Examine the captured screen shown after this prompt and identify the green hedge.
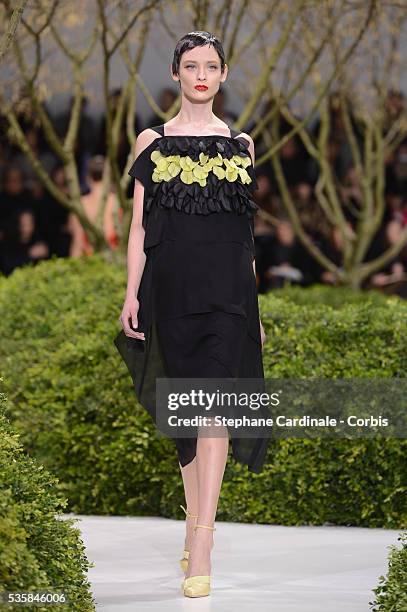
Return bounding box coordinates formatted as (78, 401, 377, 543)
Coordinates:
(370, 532, 407, 611)
(271, 283, 397, 309)
(0, 255, 406, 528)
(0, 388, 95, 611)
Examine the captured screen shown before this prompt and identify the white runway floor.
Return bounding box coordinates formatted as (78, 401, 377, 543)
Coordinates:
(64, 514, 401, 611)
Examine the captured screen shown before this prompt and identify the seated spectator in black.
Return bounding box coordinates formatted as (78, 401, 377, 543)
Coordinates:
(294, 181, 313, 207)
(289, 184, 342, 286)
(383, 89, 405, 135)
(399, 194, 407, 227)
(261, 219, 305, 291)
(310, 91, 359, 182)
(316, 227, 345, 285)
(385, 191, 404, 225)
(252, 174, 281, 293)
(254, 214, 275, 293)
(292, 182, 324, 231)
(364, 215, 407, 297)
(96, 88, 142, 172)
(253, 171, 276, 216)
(0, 118, 9, 186)
(338, 164, 371, 226)
(30, 168, 75, 258)
(385, 157, 400, 196)
(393, 138, 407, 198)
(10, 125, 58, 189)
(10, 87, 51, 157)
(0, 208, 49, 276)
(54, 96, 98, 194)
(43, 165, 86, 258)
(145, 87, 178, 128)
(278, 135, 311, 188)
(308, 136, 347, 188)
(291, 223, 346, 288)
(0, 166, 34, 240)
(260, 102, 313, 188)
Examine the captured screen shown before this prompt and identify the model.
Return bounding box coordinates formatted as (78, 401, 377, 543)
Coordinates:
(114, 30, 270, 598)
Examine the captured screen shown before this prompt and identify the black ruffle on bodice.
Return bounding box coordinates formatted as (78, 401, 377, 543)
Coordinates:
(156, 133, 252, 159)
(140, 135, 259, 217)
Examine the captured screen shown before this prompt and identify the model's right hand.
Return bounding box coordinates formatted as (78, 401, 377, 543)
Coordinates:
(119, 296, 145, 340)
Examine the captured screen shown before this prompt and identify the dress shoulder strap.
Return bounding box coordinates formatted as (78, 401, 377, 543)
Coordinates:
(229, 126, 242, 139)
(149, 124, 165, 136)
(229, 126, 251, 148)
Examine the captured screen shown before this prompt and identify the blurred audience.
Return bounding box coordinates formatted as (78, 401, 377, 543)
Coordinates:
(96, 88, 142, 177)
(0, 86, 406, 300)
(0, 208, 49, 276)
(54, 96, 97, 194)
(0, 166, 34, 239)
(10, 125, 58, 189)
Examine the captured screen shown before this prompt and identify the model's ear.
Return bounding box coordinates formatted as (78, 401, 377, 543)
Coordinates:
(170, 64, 179, 83)
(221, 63, 228, 83)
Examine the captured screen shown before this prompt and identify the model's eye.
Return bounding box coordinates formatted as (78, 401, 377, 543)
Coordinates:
(185, 65, 196, 69)
(209, 65, 218, 70)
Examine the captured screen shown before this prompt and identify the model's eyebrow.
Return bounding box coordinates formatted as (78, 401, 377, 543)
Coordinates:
(183, 60, 219, 64)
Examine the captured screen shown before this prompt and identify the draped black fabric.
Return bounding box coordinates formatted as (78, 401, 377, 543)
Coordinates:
(114, 124, 271, 473)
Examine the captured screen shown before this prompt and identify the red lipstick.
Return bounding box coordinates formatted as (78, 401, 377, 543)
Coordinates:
(195, 85, 208, 91)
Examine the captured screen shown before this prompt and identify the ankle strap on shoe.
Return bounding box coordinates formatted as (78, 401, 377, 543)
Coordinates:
(180, 504, 198, 519)
(194, 523, 216, 531)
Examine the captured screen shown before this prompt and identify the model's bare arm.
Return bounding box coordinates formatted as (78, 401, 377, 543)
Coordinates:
(119, 129, 160, 339)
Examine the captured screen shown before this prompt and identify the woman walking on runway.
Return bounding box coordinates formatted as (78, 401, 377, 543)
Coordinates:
(114, 30, 270, 598)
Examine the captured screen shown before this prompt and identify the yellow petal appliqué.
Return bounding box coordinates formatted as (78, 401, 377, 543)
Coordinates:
(168, 162, 181, 177)
(226, 168, 238, 182)
(212, 165, 226, 180)
(151, 150, 162, 163)
(180, 169, 194, 184)
(151, 152, 252, 186)
(157, 158, 168, 172)
(193, 166, 208, 180)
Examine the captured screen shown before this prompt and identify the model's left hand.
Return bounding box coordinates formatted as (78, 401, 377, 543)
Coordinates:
(260, 319, 266, 349)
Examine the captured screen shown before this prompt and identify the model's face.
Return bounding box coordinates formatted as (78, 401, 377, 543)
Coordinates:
(172, 44, 227, 99)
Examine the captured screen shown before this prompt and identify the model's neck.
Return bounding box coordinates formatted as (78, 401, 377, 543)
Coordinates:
(174, 102, 216, 128)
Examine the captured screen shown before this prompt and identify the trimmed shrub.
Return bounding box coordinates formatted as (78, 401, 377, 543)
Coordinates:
(0, 255, 406, 527)
(370, 532, 407, 611)
(271, 283, 398, 309)
(0, 388, 95, 610)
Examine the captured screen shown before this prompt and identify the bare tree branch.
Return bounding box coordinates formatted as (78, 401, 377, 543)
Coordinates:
(0, 0, 28, 64)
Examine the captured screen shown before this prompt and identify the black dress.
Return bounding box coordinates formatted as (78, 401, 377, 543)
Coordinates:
(114, 124, 271, 473)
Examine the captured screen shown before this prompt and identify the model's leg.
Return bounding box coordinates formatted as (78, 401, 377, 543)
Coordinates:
(186, 423, 229, 578)
(179, 457, 199, 551)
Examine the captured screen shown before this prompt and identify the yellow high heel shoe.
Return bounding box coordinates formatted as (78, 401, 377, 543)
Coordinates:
(182, 522, 216, 598)
(179, 505, 198, 574)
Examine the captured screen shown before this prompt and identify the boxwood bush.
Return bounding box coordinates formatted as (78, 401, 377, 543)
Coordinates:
(0, 389, 95, 611)
(370, 532, 407, 611)
(271, 283, 396, 309)
(0, 255, 406, 528)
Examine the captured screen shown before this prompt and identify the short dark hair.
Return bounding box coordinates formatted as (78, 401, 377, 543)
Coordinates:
(172, 31, 226, 76)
